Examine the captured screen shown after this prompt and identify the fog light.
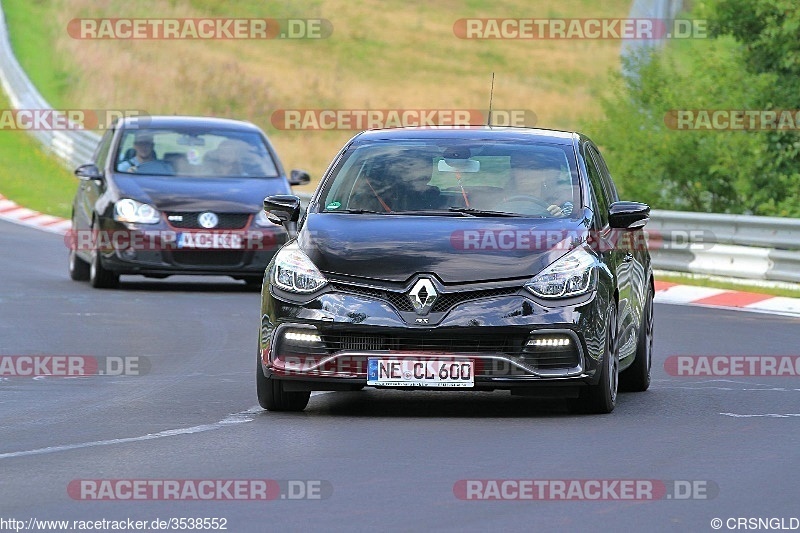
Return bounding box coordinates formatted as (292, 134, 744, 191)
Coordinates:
(526, 337, 571, 348)
(284, 331, 323, 344)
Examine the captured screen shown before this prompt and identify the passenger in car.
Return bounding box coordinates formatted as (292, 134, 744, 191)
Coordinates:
(505, 158, 575, 216)
(205, 139, 253, 176)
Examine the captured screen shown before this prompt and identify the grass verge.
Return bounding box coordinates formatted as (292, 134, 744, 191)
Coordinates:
(0, 91, 77, 218)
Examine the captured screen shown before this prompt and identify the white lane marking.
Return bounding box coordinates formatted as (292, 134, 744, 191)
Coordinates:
(0, 392, 337, 460)
(656, 379, 800, 392)
(661, 385, 800, 392)
(721, 413, 800, 418)
(0, 406, 264, 460)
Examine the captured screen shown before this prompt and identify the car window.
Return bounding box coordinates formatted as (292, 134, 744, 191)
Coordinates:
(114, 128, 279, 177)
(93, 128, 114, 168)
(588, 144, 619, 203)
(319, 140, 580, 217)
(584, 144, 609, 228)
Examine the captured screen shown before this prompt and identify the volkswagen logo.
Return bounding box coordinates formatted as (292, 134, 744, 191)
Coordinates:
(197, 212, 219, 229)
(408, 278, 437, 315)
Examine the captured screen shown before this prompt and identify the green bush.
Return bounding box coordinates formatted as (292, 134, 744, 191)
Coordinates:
(585, 0, 800, 216)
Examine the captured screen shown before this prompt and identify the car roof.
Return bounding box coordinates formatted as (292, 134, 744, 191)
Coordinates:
(116, 115, 263, 132)
(351, 126, 580, 145)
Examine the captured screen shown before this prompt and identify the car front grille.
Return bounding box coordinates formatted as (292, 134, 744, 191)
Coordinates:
(170, 251, 245, 267)
(329, 283, 520, 313)
(166, 212, 250, 229)
(430, 287, 519, 312)
(521, 351, 582, 371)
(323, 330, 526, 354)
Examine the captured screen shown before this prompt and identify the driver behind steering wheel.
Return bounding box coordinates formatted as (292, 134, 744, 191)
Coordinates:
(504, 156, 574, 217)
(118, 132, 174, 175)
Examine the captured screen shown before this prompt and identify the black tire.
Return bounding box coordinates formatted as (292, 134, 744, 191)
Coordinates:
(69, 248, 90, 281)
(89, 247, 119, 289)
(620, 286, 654, 392)
(243, 276, 263, 291)
(257, 356, 310, 412)
(571, 305, 618, 414)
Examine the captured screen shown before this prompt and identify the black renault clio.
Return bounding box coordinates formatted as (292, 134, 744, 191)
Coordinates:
(258, 126, 654, 413)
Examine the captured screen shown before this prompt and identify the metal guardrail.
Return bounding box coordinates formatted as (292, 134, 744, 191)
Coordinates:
(0, 1, 99, 170)
(648, 210, 800, 284)
(0, 1, 798, 285)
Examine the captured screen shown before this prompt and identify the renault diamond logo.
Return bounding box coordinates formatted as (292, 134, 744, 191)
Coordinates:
(408, 278, 437, 315)
(197, 212, 219, 229)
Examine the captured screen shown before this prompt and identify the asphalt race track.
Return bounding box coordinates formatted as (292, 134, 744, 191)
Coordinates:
(1, 219, 799, 532)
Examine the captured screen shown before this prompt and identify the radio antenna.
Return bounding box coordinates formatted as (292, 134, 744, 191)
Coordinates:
(487, 72, 495, 126)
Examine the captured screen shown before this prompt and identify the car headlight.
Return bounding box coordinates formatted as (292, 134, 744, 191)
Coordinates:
(525, 247, 597, 299)
(114, 199, 161, 224)
(272, 242, 327, 293)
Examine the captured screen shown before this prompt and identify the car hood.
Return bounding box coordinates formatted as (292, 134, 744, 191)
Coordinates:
(111, 174, 290, 212)
(298, 213, 591, 284)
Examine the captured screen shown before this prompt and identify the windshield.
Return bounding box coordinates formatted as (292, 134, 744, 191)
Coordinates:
(318, 140, 580, 217)
(114, 128, 279, 177)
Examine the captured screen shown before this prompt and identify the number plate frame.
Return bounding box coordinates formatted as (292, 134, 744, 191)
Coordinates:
(366, 358, 474, 388)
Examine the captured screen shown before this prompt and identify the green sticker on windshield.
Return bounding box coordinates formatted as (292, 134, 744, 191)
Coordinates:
(326, 201, 341, 210)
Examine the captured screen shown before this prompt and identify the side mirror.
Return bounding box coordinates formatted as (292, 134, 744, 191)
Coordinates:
(288, 169, 311, 186)
(74, 164, 103, 181)
(263, 195, 301, 226)
(608, 201, 650, 229)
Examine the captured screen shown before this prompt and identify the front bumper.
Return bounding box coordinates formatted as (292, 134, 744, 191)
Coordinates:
(91, 219, 287, 276)
(260, 278, 612, 392)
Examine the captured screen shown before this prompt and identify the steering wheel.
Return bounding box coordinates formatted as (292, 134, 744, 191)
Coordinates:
(495, 195, 553, 216)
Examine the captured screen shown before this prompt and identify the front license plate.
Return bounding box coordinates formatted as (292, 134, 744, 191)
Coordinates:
(367, 358, 474, 388)
(177, 232, 243, 249)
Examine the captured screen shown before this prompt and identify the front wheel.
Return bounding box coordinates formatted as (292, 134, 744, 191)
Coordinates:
(620, 286, 654, 392)
(243, 276, 263, 291)
(571, 305, 618, 414)
(257, 356, 310, 412)
(89, 247, 119, 289)
(69, 248, 90, 281)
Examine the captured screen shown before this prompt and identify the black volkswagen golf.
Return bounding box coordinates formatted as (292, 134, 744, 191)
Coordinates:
(69, 115, 309, 288)
(258, 127, 654, 414)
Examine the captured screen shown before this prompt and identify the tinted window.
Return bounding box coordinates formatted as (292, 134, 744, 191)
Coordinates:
(583, 145, 609, 228)
(115, 128, 279, 177)
(319, 140, 581, 217)
(588, 144, 619, 203)
(93, 128, 114, 168)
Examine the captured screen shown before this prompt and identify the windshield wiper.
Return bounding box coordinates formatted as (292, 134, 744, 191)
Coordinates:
(325, 208, 386, 214)
(388, 210, 477, 217)
(447, 207, 524, 218)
